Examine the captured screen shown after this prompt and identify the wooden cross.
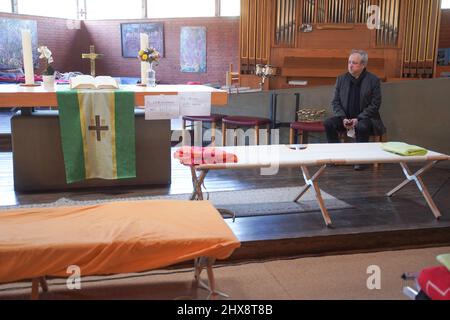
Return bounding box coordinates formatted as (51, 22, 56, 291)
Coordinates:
(82, 45, 104, 77)
(88, 115, 109, 142)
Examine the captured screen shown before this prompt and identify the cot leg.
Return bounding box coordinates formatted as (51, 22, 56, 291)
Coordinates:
(190, 168, 209, 200)
(293, 183, 311, 202)
(194, 257, 229, 299)
(40, 276, 48, 292)
(294, 165, 327, 202)
(217, 208, 236, 222)
(31, 278, 40, 300)
(31, 277, 47, 300)
(189, 168, 236, 221)
(386, 161, 441, 219)
(295, 165, 332, 227)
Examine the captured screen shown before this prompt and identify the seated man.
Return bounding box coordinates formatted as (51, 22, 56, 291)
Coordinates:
(324, 49, 386, 170)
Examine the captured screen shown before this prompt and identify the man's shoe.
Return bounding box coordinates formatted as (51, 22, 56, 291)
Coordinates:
(354, 164, 367, 171)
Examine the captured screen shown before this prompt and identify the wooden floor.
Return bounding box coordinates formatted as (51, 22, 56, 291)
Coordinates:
(0, 150, 449, 261)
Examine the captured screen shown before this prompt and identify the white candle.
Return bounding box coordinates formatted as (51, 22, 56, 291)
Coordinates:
(140, 33, 149, 85)
(140, 33, 149, 51)
(21, 30, 35, 85)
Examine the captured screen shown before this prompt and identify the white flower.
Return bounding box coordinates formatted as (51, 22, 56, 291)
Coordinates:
(37, 46, 53, 64)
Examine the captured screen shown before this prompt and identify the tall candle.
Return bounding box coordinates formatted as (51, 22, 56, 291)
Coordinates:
(140, 33, 149, 85)
(21, 30, 35, 85)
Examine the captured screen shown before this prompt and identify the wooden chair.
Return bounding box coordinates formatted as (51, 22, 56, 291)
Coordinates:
(182, 82, 224, 147)
(182, 115, 224, 146)
(226, 63, 240, 87)
(221, 116, 271, 146)
(289, 93, 326, 144)
(290, 121, 325, 144)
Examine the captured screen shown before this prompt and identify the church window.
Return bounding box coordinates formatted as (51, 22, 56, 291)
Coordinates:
(0, 0, 12, 13)
(220, 0, 240, 16)
(84, 0, 142, 20)
(18, 0, 77, 19)
(147, 0, 215, 18)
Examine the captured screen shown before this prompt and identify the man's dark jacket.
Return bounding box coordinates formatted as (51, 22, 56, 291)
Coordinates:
(331, 69, 386, 135)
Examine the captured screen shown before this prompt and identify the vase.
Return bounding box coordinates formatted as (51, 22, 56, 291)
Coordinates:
(42, 75, 55, 88)
(147, 62, 156, 87)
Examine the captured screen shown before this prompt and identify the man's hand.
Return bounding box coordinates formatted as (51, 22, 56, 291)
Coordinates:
(350, 118, 358, 127)
(343, 118, 358, 129)
(343, 118, 353, 129)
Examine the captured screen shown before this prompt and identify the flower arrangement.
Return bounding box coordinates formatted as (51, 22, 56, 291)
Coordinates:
(37, 46, 55, 76)
(138, 47, 160, 65)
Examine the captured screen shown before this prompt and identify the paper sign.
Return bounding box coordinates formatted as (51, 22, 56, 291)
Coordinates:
(145, 95, 180, 120)
(179, 92, 211, 116)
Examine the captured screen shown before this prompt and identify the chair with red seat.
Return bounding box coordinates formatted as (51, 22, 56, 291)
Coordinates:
(221, 116, 271, 146)
(182, 114, 224, 146)
(289, 93, 326, 144)
(290, 121, 325, 144)
(182, 82, 223, 146)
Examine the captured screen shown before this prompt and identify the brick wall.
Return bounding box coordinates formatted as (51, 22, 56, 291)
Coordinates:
(3, 9, 450, 82)
(0, 12, 83, 73)
(83, 17, 239, 85)
(440, 9, 450, 48)
(0, 13, 239, 85)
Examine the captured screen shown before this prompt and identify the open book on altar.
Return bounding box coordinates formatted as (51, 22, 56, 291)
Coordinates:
(70, 75, 119, 89)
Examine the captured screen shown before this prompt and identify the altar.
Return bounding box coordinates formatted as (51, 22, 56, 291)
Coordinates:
(0, 84, 227, 191)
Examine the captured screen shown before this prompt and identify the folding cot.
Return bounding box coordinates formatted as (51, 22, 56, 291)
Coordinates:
(177, 143, 450, 227)
(0, 200, 240, 299)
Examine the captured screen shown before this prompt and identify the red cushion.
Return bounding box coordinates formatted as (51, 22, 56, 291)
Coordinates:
(174, 146, 238, 166)
(290, 121, 325, 132)
(187, 81, 202, 85)
(182, 115, 224, 122)
(223, 116, 270, 126)
(0, 77, 18, 83)
(418, 266, 450, 300)
(17, 75, 42, 83)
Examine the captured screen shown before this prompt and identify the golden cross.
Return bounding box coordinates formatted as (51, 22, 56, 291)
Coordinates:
(88, 115, 109, 142)
(82, 45, 104, 77)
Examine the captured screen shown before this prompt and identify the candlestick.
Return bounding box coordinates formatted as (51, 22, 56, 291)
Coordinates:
(140, 33, 149, 85)
(21, 30, 35, 85)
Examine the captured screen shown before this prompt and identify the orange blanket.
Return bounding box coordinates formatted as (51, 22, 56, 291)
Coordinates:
(174, 146, 238, 166)
(0, 200, 240, 283)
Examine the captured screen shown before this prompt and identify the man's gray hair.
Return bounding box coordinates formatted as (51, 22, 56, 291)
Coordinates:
(351, 49, 369, 66)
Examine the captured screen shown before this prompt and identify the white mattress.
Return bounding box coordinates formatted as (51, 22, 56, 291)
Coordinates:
(195, 143, 450, 170)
